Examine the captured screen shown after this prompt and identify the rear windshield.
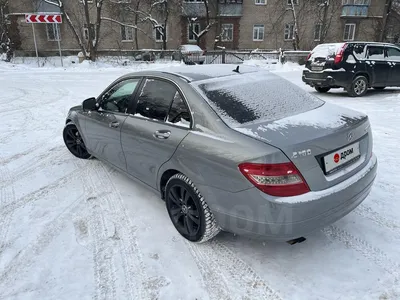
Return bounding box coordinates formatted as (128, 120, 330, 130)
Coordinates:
(193, 72, 324, 126)
(310, 43, 345, 59)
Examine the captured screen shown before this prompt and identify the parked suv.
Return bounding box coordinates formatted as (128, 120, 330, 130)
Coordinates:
(302, 42, 400, 97)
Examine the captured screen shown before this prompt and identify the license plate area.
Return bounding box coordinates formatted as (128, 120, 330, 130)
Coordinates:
(323, 142, 361, 174)
(311, 66, 323, 71)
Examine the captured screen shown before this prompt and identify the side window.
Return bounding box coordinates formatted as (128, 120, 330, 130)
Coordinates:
(167, 92, 191, 128)
(366, 46, 385, 60)
(353, 44, 366, 59)
(101, 79, 140, 113)
(387, 48, 400, 61)
(135, 79, 177, 121)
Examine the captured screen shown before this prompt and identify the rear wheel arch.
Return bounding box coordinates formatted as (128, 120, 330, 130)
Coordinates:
(353, 72, 370, 85)
(160, 169, 181, 199)
(66, 119, 72, 125)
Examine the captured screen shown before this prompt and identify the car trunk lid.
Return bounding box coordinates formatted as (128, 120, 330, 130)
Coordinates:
(307, 43, 346, 71)
(234, 103, 371, 191)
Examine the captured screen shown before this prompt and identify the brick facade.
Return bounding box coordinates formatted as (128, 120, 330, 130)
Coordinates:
(6, 0, 400, 55)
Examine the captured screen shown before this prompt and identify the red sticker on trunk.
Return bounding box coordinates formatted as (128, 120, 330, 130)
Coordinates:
(334, 153, 340, 163)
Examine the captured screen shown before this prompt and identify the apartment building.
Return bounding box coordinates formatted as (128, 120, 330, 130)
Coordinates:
(5, 0, 400, 56)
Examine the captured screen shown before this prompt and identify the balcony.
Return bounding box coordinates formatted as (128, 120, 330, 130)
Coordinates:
(182, 2, 207, 18)
(341, 5, 369, 17)
(182, 1, 243, 18)
(219, 4, 243, 17)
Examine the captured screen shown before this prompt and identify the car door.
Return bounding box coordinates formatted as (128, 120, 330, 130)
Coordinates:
(365, 45, 390, 87)
(386, 47, 400, 86)
(121, 78, 191, 188)
(83, 78, 142, 171)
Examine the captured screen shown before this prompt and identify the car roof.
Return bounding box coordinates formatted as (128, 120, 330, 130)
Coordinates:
(346, 41, 398, 47)
(121, 64, 264, 83)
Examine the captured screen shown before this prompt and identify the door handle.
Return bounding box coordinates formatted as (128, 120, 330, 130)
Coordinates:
(109, 121, 120, 128)
(153, 130, 171, 139)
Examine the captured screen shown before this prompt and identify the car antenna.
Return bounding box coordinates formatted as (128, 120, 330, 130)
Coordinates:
(233, 65, 240, 73)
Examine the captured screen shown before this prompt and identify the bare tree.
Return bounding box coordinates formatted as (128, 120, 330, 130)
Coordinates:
(380, 0, 400, 42)
(44, 0, 105, 61)
(1, 0, 21, 61)
(317, 0, 342, 44)
(185, 0, 216, 46)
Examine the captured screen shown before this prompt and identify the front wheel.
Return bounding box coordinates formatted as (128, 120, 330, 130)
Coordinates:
(315, 87, 331, 93)
(63, 122, 91, 159)
(165, 173, 220, 243)
(348, 75, 368, 97)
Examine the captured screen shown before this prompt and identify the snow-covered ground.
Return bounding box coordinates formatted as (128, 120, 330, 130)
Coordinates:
(0, 60, 399, 300)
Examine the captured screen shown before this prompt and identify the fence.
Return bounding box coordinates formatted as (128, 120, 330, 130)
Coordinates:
(11, 48, 311, 66)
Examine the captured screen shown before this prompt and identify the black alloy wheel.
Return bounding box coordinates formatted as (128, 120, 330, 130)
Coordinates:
(168, 184, 201, 237)
(63, 123, 91, 159)
(165, 173, 220, 243)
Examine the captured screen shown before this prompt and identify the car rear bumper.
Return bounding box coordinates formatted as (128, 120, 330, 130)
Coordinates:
(200, 154, 377, 241)
(302, 69, 351, 88)
(184, 54, 206, 63)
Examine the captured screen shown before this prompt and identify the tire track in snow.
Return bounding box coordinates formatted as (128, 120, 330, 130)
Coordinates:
(185, 242, 232, 300)
(354, 204, 400, 233)
(323, 226, 400, 283)
(186, 240, 282, 300)
(0, 146, 68, 189)
(94, 163, 153, 300)
(0, 109, 34, 144)
(0, 166, 16, 260)
(78, 160, 118, 300)
(0, 195, 85, 289)
(0, 165, 85, 218)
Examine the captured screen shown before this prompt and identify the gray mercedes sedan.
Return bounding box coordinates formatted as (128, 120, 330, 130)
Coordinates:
(63, 65, 378, 243)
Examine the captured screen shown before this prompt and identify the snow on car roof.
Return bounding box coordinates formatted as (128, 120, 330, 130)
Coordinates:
(162, 64, 262, 82)
(181, 45, 203, 51)
(310, 43, 345, 58)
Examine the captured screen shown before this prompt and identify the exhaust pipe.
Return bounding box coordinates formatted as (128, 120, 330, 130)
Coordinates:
(286, 237, 306, 245)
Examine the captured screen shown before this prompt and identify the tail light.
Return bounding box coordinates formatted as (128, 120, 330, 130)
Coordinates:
(238, 162, 310, 197)
(334, 43, 347, 64)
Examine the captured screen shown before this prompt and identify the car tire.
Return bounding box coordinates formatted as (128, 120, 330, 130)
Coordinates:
(63, 122, 92, 159)
(315, 87, 331, 93)
(165, 173, 220, 243)
(198, 61, 204, 65)
(348, 75, 368, 97)
(373, 87, 385, 90)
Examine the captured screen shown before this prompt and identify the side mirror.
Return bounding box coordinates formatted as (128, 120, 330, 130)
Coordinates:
(82, 97, 97, 111)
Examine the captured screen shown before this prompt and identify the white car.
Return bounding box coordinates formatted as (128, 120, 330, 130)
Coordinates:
(173, 45, 206, 65)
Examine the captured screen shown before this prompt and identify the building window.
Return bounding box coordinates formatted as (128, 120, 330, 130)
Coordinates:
(318, 0, 329, 5)
(155, 25, 167, 42)
(221, 24, 234, 41)
(342, 0, 370, 4)
(46, 23, 60, 41)
(343, 23, 356, 41)
(121, 25, 134, 41)
(83, 24, 96, 40)
(255, 0, 266, 4)
(253, 25, 264, 41)
(314, 24, 322, 41)
(287, 0, 299, 5)
(220, 0, 243, 2)
(188, 22, 200, 41)
(284, 23, 294, 40)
